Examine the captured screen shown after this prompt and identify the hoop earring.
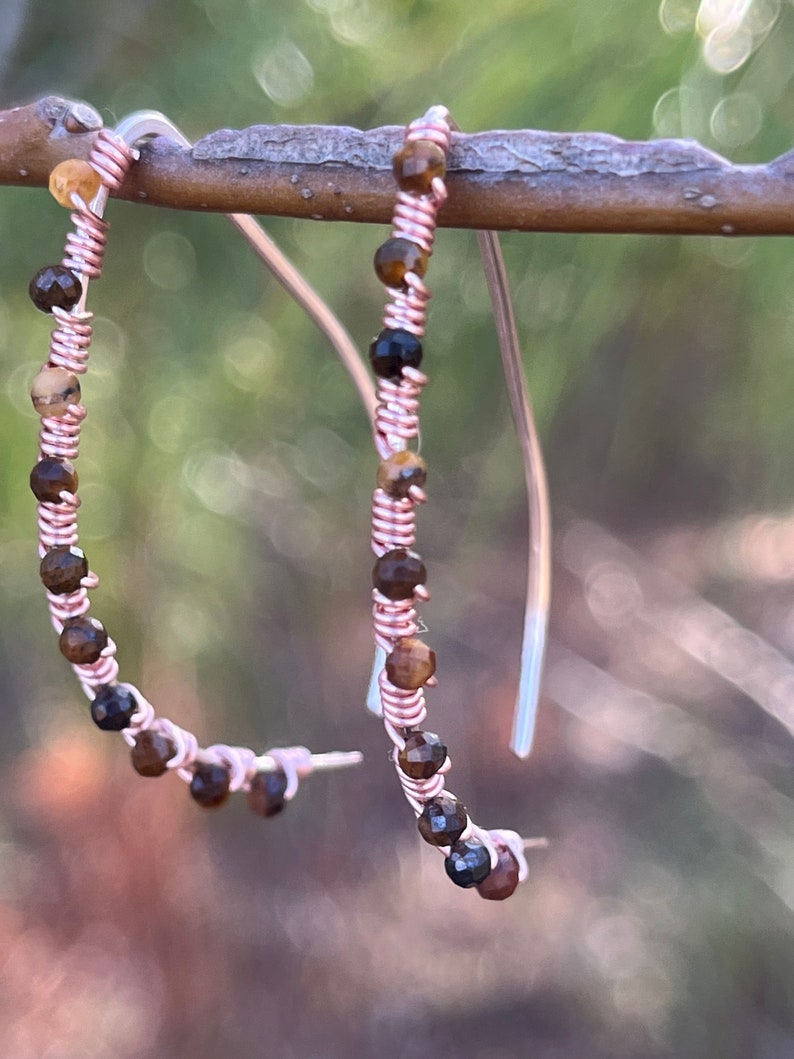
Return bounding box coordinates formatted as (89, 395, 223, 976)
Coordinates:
(365, 107, 551, 899)
(27, 113, 363, 816)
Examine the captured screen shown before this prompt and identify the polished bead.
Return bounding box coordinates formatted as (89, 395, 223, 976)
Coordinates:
(445, 838, 492, 888)
(368, 328, 423, 380)
(28, 265, 82, 313)
(49, 158, 102, 208)
(246, 769, 288, 818)
(190, 762, 231, 809)
(393, 140, 446, 194)
(377, 450, 427, 498)
(386, 637, 436, 690)
(417, 793, 467, 847)
(59, 615, 108, 664)
(30, 366, 81, 417)
(91, 684, 138, 731)
(40, 545, 88, 595)
(397, 730, 447, 780)
(131, 729, 177, 777)
(477, 844, 520, 901)
(373, 238, 428, 290)
(30, 457, 78, 502)
(372, 548, 426, 600)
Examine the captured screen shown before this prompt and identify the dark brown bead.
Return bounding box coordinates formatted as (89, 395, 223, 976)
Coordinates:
(246, 769, 288, 818)
(190, 762, 231, 809)
(91, 684, 138, 731)
(386, 637, 436, 690)
(377, 450, 427, 499)
(477, 844, 520, 901)
(30, 457, 78, 502)
(372, 548, 426, 601)
(59, 615, 108, 664)
(445, 838, 492, 888)
(417, 793, 467, 847)
(397, 730, 447, 780)
(131, 729, 177, 777)
(368, 328, 423, 380)
(30, 366, 81, 417)
(392, 140, 446, 194)
(373, 238, 428, 290)
(40, 545, 88, 595)
(29, 264, 82, 313)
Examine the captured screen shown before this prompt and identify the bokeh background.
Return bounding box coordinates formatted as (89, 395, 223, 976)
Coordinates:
(3, 0, 794, 1056)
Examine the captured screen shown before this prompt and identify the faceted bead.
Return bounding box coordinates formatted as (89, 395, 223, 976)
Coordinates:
(40, 545, 88, 595)
(372, 548, 426, 601)
(373, 238, 428, 290)
(30, 456, 78, 502)
(368, 328, 423, 380)
(30, 366, 81, 417)
(190, 762, 231, 809)
(131, 729, 177, 777)
(417, 793, 467, 847)
(386, 637, 436, 690)
(59, 615, 108, 664)
(377, 450, 427, 499)
(247, 769, 288, 818)
(49, 158, 101, 208)
(393, 139, 446, 194)
(445, 838, 493, 888)
(28, 265, 82, 313)
(91, 684, 138, 731)
(477, 844, 520, 901)
(397, 730, 447, 780)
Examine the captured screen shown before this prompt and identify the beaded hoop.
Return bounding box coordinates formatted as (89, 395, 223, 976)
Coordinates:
(28, 116, 362, 817)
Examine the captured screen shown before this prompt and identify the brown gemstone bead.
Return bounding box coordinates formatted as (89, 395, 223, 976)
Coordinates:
(397, 730, 447, 780)
(190, 762, 231, 809)
(29, 265, 82, 313)
(377, 450, 427, 499)
(477, 844, 520, 901)
(372, 548, 426, 601)
(30, 366, 81, 417)
(445, 838, 492, 888)
(30, 457, 78, 502)
(386, 637, 436, 690)
(59, 615, 108, 664)
(40, 545, 88, 595)
(247, 769, 288, 818)
(393, 140, 446, 194)
(417, 793, 467, 847)
(49, 158, 102, 208)
(131, 729, 177, 777)
(373, 238, 428, 290)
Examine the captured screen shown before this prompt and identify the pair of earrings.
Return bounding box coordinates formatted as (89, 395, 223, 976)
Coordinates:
(26, 106, 550, 901)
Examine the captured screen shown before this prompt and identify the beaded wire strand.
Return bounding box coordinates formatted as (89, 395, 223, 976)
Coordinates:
(28, 112, 365, 816)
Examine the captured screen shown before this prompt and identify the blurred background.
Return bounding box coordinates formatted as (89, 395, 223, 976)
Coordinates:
(2, 0, 794, 1055)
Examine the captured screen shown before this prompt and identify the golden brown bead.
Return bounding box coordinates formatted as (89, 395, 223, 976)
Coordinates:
(30, 457, 78, 502)
(392, 140, 446, 194)
(30, 366, 81, 417)
(374, 238, 428, 290)
(49, 159, 102, 208)
(377, 450, 427, 499)
(385, 637, 436, 690)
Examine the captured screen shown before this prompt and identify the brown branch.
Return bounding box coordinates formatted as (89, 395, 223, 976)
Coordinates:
(3, 95, 794, 235)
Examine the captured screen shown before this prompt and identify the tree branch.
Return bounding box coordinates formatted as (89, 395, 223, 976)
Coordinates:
(4, 95, 794, 235)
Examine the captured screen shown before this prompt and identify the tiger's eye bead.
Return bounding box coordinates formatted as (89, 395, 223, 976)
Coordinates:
(30, 366, 81, 417)
(477, 844, 520, 901)
(40, 545, 88, 595)
(91, 684, 138, 731)
(131, 729, 177, 777)
(372, 548, 426, 601)
(49, 158, 102, 208)
(397, 730, 447, 780)
(59, 615, 108, 664)
(417, 793, 467, 847)
(368, 328, 423, 380)
(28, 265, 82, 313)
(190, 762, 231, 809)
(377, 450, 427, 499)
(30, 457, 79, 502)
(392, 139, 446, 194)
(445, 838, 492, 889)
(247, 769, 288, 818)
(373, 238, 428, 290)
(386, 637, 436, 690)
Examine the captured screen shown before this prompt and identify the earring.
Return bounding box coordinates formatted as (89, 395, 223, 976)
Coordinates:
(365, 106, 551, 899)
(28, 112, 364, 816)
